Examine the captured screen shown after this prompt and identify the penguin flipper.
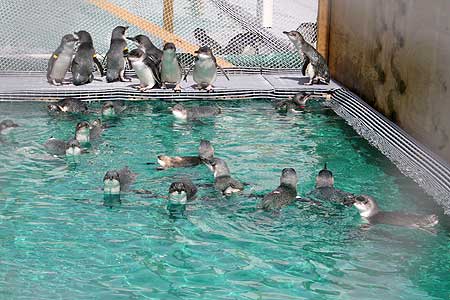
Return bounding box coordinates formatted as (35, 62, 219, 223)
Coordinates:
(93, 55, 105, 77)
(184, 63, 195, 81)
(144, 56, 161, 85)
(217, 64, 230, 81)
(301, 55, 310, 76)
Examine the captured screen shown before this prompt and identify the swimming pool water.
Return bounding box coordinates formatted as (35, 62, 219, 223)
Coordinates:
(0, 100, 449, 299)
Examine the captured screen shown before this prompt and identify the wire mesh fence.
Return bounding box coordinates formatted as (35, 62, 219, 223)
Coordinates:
(0, 0, 318, 71)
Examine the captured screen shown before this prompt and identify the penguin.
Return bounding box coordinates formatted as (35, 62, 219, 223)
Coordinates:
(198, 139, 214, 163)
(210, 158, 244, 196)
(47, 34, 78, 85)
(126, 34, 162, 64)
(0, 119, 18, 134)
(89, 119, 105, 140)
(170, 103, 221, 120)
(184, 46, 230, 92)
(260, 168, 298, 210)
(283, 30, 330, 85)
(168, 179, 198, 204)
(106, 26, 131, 83)
(71, 30, 104, 86)
(75, 121, 91, 143)
(44, 138, 82, 156)
(47, 98, 88, 113)
(101, 100, 127, 117)
(193, 28, 223, 55)
(127, 49, 160, 91)
(307, 164, 354, 205)
(160, 42, 183, 91)
(103, 166, 137, 195)
(156, 155, 202, 170)
(275, 92, 312, 112)
(351, 195, 439, 231)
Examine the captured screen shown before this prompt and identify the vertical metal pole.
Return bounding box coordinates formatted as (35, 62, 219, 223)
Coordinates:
(257, 0, 273, 28)
(163, 0, 175, 43)
(317, 0, 331, 62)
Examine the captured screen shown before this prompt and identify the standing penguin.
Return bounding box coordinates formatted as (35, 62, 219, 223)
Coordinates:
(47, 34, 78, 85)
(184, 46, 229, 92)
(126, 34, 162, 64)
(283, 30, 330, 85)
(160, 42, 183, 91)
(71, 30, 104, 86)
(127, 49, 160, 91)
(106, 26, 130, 83)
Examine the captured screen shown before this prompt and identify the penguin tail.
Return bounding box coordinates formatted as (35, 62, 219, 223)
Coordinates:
(106, 72, 119, 83)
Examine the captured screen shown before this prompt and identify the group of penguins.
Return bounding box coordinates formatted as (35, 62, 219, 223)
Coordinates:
(47, 26, 230, 92)
(0, 94, 440, 232)
(47, 26, 336, 93)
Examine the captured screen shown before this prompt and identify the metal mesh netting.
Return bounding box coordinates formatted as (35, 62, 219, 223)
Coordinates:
(0, 0, 317, 71)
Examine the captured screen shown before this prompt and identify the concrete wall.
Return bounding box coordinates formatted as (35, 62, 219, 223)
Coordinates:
(327, 0, 450, 163)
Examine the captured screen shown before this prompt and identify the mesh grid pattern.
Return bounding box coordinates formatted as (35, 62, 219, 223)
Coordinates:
(0, 0, 317, 71)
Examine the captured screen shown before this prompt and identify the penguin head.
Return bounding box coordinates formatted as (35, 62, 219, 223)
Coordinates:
(283, 30, 305, 43)
(293, 92, 311, 106)
(171, 104, 187, 119)
(75, 121, 90, 141)
(195, 46, 213, 60)
(74, 31, 93, 44)
(0, 119, 18, 133)
(352, 195, 380, 218)
(76, 121, 90, 131)
(280, 168, 298, 187)
(198, 139, 214, 161)
(168, 181, 189, 204)
(315, 163, 334, 188)
(65, 138, 82, 156)
(127, 49, 145, 63)
(210, 158, 230, 178)
(126, 35, 153, 51)
(91, 118, 102, 128)
(163, 42, 177, 53)
(47, 104, 61, 112)
(61, 34, 78, 47)
(103, 170, 121, 194)
(111, 26, 129, 39)
(101, 101, 116, 116)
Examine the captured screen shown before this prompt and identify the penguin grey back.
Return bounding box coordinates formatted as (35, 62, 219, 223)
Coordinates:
(261, 168, 298, 210)
(72, 31, 97, 86)
(47, 34, 78, 85)
(106, 26, 129, 83)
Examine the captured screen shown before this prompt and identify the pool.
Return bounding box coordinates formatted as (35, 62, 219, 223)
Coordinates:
(0, 99, 449, 299)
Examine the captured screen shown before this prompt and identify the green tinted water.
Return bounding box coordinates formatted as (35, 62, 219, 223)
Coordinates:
(0, 100, 449, 299)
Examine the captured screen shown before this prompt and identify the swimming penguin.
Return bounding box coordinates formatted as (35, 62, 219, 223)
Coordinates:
(0, 120, 18, 134)
(47, 34, 78, 85)
(193, 28, 223, 55)
(75, 121, 91, 143)
(103, 166, 137, 195)
(126, 34, 163, 64)
(71, 30, 104, 86)
(198, 139, 215, 162)
(47, 98, 88, 113)
(156, 155, 202, 170)
(283, 30, 330, 85)
(127, 49, 160, 91)
(101, 100, 127, 117)
(168, 179, 198, 204)
(184, 46, 230, 92)
(160, 42, 183, 91)
(106, 26, 131, 83)
(351, 195, 439, 231)
(307, 164, 354, 204)
(171, 103, 221, 120)
(275, 92, 312, 112)
(260, 168, 298, 210)
(44, 137, 82, 156)
(210, 158, 244, 196)
(89, 119, 105, 140)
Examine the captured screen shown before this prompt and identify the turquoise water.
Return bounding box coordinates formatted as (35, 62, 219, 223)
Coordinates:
(0, 100, 449, 300)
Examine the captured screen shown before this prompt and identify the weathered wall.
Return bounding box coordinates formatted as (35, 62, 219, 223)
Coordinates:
(327, 0, 450, 163)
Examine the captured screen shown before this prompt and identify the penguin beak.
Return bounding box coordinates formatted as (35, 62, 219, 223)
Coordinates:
(124, 26, 129, 30)
(282, 31, 289, 35)
(126, 37, 137, 42)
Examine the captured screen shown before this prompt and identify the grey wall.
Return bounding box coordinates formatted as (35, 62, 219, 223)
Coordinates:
(327, 0, 450, 163)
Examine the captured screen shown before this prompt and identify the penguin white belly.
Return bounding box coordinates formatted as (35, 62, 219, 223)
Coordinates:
(133, 62, 156, 88)
(51, 55, 72, 80)
(161, 61, 181, 83)
(193, 60, 217, 85)
(306, 63, 315, 79)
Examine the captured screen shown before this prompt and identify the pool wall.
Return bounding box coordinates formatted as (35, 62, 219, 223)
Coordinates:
(322, 0, 450, 165)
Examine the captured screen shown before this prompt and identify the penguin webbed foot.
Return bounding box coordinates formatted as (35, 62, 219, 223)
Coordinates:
(173, 84, 182, 92)
(206, 85, 214, 92)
